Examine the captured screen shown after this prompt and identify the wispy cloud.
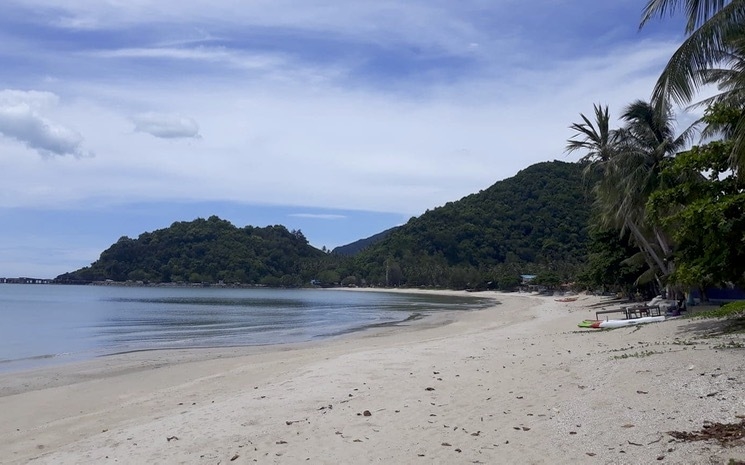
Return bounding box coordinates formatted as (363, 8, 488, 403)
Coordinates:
(289, 213, 347, 220)
(132, 112, 201, 139)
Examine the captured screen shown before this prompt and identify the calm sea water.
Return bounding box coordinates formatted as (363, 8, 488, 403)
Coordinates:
(0, 284, 490, 373)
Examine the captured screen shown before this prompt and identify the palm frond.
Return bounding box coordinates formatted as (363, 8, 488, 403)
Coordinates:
(634, 266, 660, 286)
(651, 1, 745, 107)
(640, 0, 731, 33)
(566, 104, 617, 163)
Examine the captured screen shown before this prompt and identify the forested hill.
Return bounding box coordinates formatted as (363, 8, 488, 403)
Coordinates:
(349, 161, 593, 287)
(332, 226, 399, 256)
(56, 161, 593, 289)
(55, 216, 328, 285)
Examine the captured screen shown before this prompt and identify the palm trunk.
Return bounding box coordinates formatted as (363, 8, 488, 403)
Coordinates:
(654, 227, 672, 257)
(625, 219, 669, 276)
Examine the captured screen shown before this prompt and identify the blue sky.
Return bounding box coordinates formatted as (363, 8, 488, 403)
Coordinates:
(0, 1, 692, 278)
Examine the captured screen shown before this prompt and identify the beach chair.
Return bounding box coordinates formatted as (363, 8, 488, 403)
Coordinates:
(595, 306, 629, 321)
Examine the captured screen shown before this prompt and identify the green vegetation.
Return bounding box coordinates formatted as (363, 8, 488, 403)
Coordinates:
(332, 227, 399, 256)
(691, 301, 745, 320)
(57, 162, 592, 289)
(346, 161, 592, 289)
(563, 2, 745, 297)
(56, 216, 330, 285)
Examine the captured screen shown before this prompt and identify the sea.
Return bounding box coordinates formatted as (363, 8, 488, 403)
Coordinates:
(0, 284, 491, 374)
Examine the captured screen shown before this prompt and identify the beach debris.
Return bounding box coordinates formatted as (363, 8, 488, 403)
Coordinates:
(636, 390, 648, 394)
(656, 456, 664, 460)
(454, 448, 462, 452)
(230, 454, 240, 461)
(668, 419, 745, 445)
(276, 440, 288, 444)
(627, 440, 643, 446)
(586, 452, 596, 457)
(166, 436, 179, 442)
(441, 442, 452, 447)
(621, 424, 635, 429)
(353, 439, 363, 443)
(425, 387, 435, 391)
(363, 410, 372, 417)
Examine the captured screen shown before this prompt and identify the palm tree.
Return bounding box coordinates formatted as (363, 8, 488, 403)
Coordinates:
(614, 100, 696, 261)
(640, 0, 745, 171)
(566, 104, 616, 164)
(567, 100, 696, 284)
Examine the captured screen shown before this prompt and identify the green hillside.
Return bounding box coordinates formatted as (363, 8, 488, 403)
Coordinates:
(348, 161, 592, 288)
(332, 226, 399, 256)
(56, 161, 592, 289)
(56, 216, 328, 285)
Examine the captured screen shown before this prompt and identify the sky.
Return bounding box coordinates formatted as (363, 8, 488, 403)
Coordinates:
(0, 0, 694, 278)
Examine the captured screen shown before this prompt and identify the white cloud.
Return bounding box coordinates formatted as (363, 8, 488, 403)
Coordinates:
(0, 2, 695, 217)
(132, 112, 201, 139)
(0, 38, 684, 214)
(0, 90, 93, 158)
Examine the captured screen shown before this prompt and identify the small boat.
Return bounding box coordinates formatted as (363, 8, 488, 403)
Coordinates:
(578, 316, 665, 329)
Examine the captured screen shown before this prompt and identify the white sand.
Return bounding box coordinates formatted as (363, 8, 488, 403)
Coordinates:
(1, 291, 744, 464)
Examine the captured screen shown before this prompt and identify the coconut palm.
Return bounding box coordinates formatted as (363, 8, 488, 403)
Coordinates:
(613, 100, 697, 261)
(567, 100, 697, 284)
(640, 0, 744, 105)
(692, 32, 745, 169)
(567, 104, 664, 283)
(640, 0, 745, 171)
(565, 104, 617, 164)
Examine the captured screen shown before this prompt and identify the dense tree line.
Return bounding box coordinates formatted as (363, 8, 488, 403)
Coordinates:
(566, 0, 745, 298)
(56, 216, 329, 286)
(344, 161, 593, 289)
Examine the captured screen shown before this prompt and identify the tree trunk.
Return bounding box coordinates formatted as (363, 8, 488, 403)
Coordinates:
(625, 219, 669, 276)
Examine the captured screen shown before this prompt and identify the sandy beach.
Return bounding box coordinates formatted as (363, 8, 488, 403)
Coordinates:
(1, 291, 744, 464)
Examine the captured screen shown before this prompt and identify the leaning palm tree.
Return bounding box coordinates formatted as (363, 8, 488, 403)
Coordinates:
(640, 0, 745, 171)
(567, 100, 697, 284)
(613, 100, 696, 262)
(567, 103, 670, 282)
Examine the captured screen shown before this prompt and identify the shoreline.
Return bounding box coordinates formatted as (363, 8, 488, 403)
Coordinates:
(0, 287, 492, 377)
(2, 290, 744, 464)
